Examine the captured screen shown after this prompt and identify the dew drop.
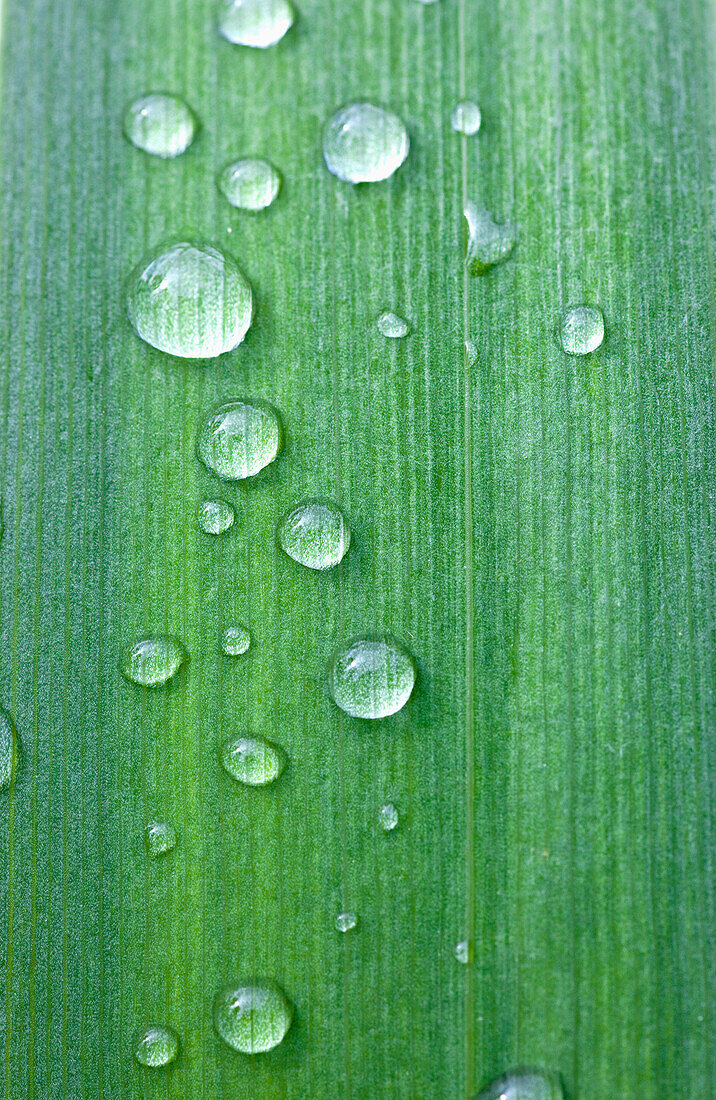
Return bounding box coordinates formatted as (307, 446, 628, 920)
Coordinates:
(475, 1070, 564, 1100)
(463, 202, 517, 275)
(144, 821, 177, 859)
(197, 399, 282, 480)
(133, 1024, 179, 1068)
(213, 979, 294, 1053)
(123, 93, 198, 159)
(377, 311, 409, 338)
(379, 802, 399, 831)
(559, 305, 605, 355)
(454, 939, 470, 964)
(218, 0, 295, 47)
(120, 636, 186, 687)
(323, 103, 410, 184)
(0, 710, 17, 791)
(218, 158, 282, 211)
(220, 735, 285, 786)
(278, 499, 350, 570)
(465, 340, 478, 362)
(221, 624, 251, 656)
(328, 633, 416, 719)
(198, 499, 235, 534)
(335, 911, 358, 933)
(126, 242, 254, 359)
(451, 100, 481, 135)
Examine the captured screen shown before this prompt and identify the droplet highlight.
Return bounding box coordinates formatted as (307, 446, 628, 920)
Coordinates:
(213, 979, 294, 1053)
(379, 803, 399, 831)
(218, 158, 282, 211)
(123, 93, 198, 159)
(0, 710, 17, 791)
(218, 0, 295, 48)
(335, 911, 358, 933)
(451, 100, 481, 135)
(328, 633, 416, 719)
(454, 940, 470, 964)
(126, 242, 254, 359)
(221, 624, 251, 656)
(475, 1070, 564, 1100)
(133, 1025, 179, 1068)
(198, 499, 235, 534)
(278, 499, 350, 570)
(323, 103, 409, 184)
(144, 822, 177, 859)
(197, 399, 282, 481)
(560, 305, 605, 355)
(463, 202, 516, 275)
(220, 736, 285, 786)
(377, 311, 409, 339)
(120, 636, 186, 687)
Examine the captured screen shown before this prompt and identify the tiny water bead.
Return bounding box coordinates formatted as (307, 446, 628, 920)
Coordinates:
(126, 242, 254, 359)
(463, 202, 517, 275)
(278, 499, 350, 570)
(323, 103, 409, 184)
(221, 624, 251, 656)
(198, 499, 235, 534)
(133, 1025, 179, 1068)
(218, 0, 295, 47)
(560, 305, 605, 355)
(475, 1070, 564, 1100)
(144, 822, 177, 859)
(380, 803, 399, 831)
(220, 735, 285, 786)
(197, 399, 282, 480)
(335, 911, 358, 933)
(0, 709, 17, 791)
(377, 311, 409, 338)
(218, 158, 282, 211)
(451, 100, 481, 135)
(328, 633, 416, 719)
(213, 979, 294, 1053)
(123, 93, 198, 158)
(454, 940, 470, 964)
(120, 636, 186, 687)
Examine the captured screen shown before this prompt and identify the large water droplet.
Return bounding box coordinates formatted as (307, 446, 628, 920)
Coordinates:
(323, 103, 410, 184)
(377, 311, 409, 339)
(335, 911, 358, 933)
(198, 499, 235, 534)
(328, 633, 416, 719)
(221, 624, 251, 656)
(120, 636, 186, 687)
(218, 158, 282, 211)
(278, 499, 350, 570)
(220, 736, 285, 786)
(123, 93, 198, 158)
(379, 802, 399, 831)
(463, 203, 516, 275)
(126, 242, 254, 359)
(214, 979, 294, 1053)
(218, 0, 295, 47)
(454, 939, 470, 964)
(197, 399, 282, 480)
(0, 710, 17, 791)
(144, 821, 177, 859)
(475, 1070, 564, 1099)
(451, 100, 481, 135)
(133, 1025, 179, 1068)
(560, 305, 604, 355)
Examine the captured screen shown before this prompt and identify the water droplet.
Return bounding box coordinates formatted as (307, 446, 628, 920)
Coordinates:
(198, 499, 235, 534)
(451, 101, 481, 135)
(335, 911, 358, 933)
(123, 93, 198, 159)
(323, 103, 410, 184)
(463, 203, 517, 275)
(328, 633, 416, 719)
(377, 311, 409, 338)
(120, 636, 186, 687)
(126, 242, 254, 359)
(197, 399, 282, 480)
(221, 624, 251, 656)
(379, 803, 399, 831)
(559, 305, 604, 355)
(0, 710, 17, 791)
(218, 158, 282, 211)
(133, 1025, 179, 1068)
(218, 0, 295, 47)
(220, 736, 285, 786)
(144, 821, 177, 859)
(454, 939, 470, 964)
(465, 339, 478, 362)
(278, 499, 350, 570)
(475, 1070, 564, 1100)
(213, 979, 294, 1053)
(415, 0, 440, 5)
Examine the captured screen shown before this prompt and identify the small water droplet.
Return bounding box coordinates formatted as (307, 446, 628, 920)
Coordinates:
(0, 710, 17, 791)
(218, 0, 295, 47)
(559, 305, 604, 355)
(218, 158, 282, 210)
(451, 101, 481, 135)
(213, 979, 294, 1053)
(465, 340, 478, 362)
(379, 803, 399, 831)
(463, 203, 516, 275)
(475, 1070, 564, 1100)
(415, 0, 440, 5)
(335, 911, 358, 933)
(120, 636, 186, 687)
(220, 736, 285, 786)
(278, 499, 350, 570)
(123, 93, 198, 158)
(144, 821, 177, 859)
(323, 103, 410, 184)
(221, 624, 251, 656)
(377, 311, 409, 338)
(197, 399, 282, 480)
(133, 1025, 179, 1068)
(126, 242, 254, 359)
(328, 633, 416, 719)
(454, 939, 470, 964)
(198, 499, 235, 534)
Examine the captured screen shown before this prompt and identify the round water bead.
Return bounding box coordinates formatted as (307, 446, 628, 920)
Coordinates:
(218, 0, 295, 48)
(197, 399, 282, 480)
(221, 624, 251, 656)
(123, 93, 198, 158)
(475, 1070, 564, 1100)
(213, 979, 294, 1053)
(335, 911, 358, 933)
(323, 103, 409, 184)
(463, 202, 516, 275)
(220, 736, 285, 786)
(133, 1024, 179, 1068)
(379, 803, 399, 831)
(198, 499, 235, 534)
(451, 100, 481, 135)
(377, 311, 409, 338)
(120, 636, 186, 687)
(218, 158, 282, 211)
(560, 305, 605, 355)
(328, 633, 416, 719)
(454, 940, 470, 964)
(0, 709, 17, 792)
(144, 822, 177, 859)
(278, 499, 350, 570)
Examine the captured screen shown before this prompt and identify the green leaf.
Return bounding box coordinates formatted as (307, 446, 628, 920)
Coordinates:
(1, 0, 714, 1096)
